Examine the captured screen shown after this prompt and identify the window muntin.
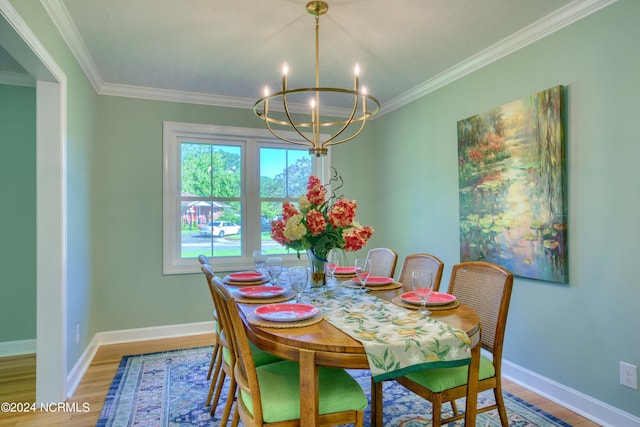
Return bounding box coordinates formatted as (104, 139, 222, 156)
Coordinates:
(180, 142, 242, 259)
(163, 122, 329, 274)
(259, 147, 312, 254)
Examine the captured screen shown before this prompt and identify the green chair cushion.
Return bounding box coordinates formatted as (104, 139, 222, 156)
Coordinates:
(240, 360, 367, 423)
(402, 355, 495, 393)
(250, 341, 282, 366)
(222, 342, 281, 366)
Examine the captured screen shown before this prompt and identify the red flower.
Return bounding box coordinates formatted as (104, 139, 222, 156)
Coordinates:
(270, 219, 289, 244)
(270, 172, 374, 257)
(306, 209, 327, 236)
(282, 202, 299, 220)
(468, 148, 483, 164)
(343, 225, 374, 252)
(306, 176, 327, 206)
(329, 199, 357, 228)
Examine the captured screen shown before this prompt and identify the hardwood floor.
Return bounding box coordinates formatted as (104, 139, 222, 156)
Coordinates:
(0, 333, 598, 426)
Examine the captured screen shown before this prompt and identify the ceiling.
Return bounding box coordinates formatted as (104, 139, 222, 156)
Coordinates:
(3, 0, 615, 115)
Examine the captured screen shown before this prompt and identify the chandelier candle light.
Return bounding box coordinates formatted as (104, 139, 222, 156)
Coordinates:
(254, 1, 380, 156)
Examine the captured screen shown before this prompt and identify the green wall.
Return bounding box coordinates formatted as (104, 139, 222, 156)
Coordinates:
(91, 97, 265, 332)
(340, 0, 640, 416)
(8, 0, 98, 368)
(0, 83, 36, 343)
(6, 0, 639, 419)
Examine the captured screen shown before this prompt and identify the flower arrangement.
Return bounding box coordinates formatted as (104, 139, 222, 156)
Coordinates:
(270, 171, 374, 262)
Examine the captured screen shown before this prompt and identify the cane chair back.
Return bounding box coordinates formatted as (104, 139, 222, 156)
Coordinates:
(449, 262, 513, 353)
(397, 254, 444, 292)
(197, 254, 210, 265)
(212, 279, 367, 427)
(374, 261, 514, 427)
(365, 247, 398, 278)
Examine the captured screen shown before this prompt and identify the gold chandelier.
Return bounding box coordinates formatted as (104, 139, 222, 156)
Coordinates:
(253, 1, 380, 156)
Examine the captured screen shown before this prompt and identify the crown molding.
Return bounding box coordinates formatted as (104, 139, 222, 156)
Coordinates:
(98, 82, 255, 109)
(380, 0, 618, 116)
(0, 70, 35, 87)
(98, 82, 350, 117)
(42, 0, 617, 115)
(40, 0, 102, 91)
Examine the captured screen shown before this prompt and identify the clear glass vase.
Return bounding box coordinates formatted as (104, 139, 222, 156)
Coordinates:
(306, 249, 327, 289)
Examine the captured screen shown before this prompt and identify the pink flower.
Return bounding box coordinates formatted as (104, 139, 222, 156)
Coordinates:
(343, 224, 375, 252)
(282, 202, 299, 220)
(328, 199, 357, 228)
(306, 176, 326, 206)
(270, 219, 289, 244)
(270, 172, 374, 256)
(306, 209, 327, 236)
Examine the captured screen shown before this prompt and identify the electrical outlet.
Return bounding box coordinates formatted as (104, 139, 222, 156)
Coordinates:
(619, 361, 638, 390)
(75, 324, 80, 344)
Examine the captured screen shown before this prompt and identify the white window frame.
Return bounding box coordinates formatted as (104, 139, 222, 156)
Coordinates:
(163, 121, 329, 274)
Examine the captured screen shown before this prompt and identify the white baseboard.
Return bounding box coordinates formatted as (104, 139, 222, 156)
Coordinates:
(60, 323, 640, 427)
(65, 321, 215, 398)
(503, 358, 640, 427)
(66, 334, 100, 399)
(0, 338, 36, 357)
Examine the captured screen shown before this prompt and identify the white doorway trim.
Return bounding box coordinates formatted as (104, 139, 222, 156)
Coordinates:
(0, 1, 68, 402)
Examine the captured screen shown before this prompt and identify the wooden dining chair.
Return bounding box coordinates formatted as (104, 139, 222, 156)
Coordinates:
(366, 247, 398, 278)
(373, 261, 514, 427)
(201, 266, 281, 422)
(397, 253, 445, 291)
(212, 278, 368, 427)
(197, 255, 219, 382)
(199, 262, 222, 403)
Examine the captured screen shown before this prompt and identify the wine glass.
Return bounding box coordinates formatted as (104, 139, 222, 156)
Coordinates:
(354, 258, 372, 294)
(327, 249, 345, 285)
(253, 250, 267, 273)
(412, 270, 434, 315)
(288, 265, 309, 302)
(266, 256, 283, 285)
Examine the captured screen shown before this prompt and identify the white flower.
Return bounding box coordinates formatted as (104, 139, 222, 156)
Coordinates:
(298, 194, 311, 212)
(283, 214, 306, 241)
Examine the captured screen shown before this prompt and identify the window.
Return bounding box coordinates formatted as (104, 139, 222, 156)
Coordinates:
(259, 146, 312, 255)
(163, 122, 328, 274)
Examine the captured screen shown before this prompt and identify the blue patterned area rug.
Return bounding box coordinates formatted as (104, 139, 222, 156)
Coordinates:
(97, 346, 571, 426)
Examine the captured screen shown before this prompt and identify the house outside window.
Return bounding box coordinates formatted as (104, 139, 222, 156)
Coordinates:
(163, 122, 328, 274)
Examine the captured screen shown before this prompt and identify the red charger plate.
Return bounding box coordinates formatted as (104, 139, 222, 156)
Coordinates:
(400, 291, 456, 306)
(334, 266, 357, 275)
(237, 286, 285, 299)
(352, 276, 394, 286)
(254, 303, 318, 322)
(228, 271, 265, 281)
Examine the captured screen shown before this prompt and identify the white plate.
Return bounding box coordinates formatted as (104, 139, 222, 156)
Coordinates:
(254, 303, 319, 322)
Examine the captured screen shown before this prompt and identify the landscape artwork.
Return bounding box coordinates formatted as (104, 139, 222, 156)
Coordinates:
(457, 86, 568, 283)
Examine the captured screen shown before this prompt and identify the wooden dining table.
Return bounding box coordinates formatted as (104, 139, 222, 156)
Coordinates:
(232, 282, 481, 427)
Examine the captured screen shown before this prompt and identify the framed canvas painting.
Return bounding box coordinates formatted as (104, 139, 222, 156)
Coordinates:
(457, 85, 567, 283)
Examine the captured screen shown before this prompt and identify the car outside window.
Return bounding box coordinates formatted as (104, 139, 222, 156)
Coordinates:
(163, 122, 329, 274)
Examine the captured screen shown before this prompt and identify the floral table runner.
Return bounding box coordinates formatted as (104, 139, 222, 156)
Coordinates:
(306, 286, 472, 382)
